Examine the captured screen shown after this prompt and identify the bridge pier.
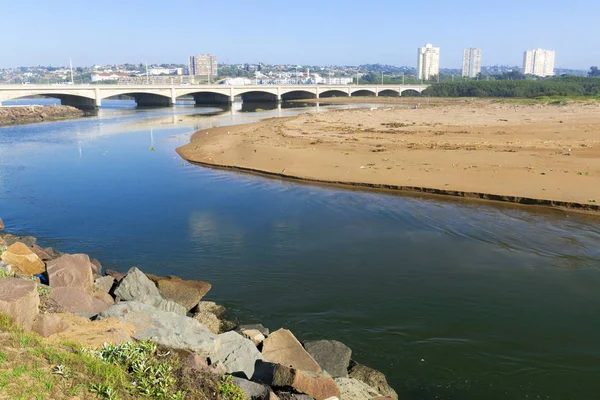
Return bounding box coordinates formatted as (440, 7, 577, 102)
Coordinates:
(56, 95, 98, 111)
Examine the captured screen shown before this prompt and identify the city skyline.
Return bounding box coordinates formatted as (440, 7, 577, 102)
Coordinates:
(1, 0, 598, 69)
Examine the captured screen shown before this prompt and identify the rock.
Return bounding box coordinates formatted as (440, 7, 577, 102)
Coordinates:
(0, 263, 12, 276)
(238, 323, 269, 336)
(275, 392, 314, 400)
(0, 277, 40, 331)
(196, 300, 226, 317)
(105, 269, 126, 282)
(221, 318, 238, 332)
(49, 287, 113, 317)
(262, 329, 322, 373)
(47, 254, 95, 294)
(0, 217, 3, 230)
(31, 244, 52, 261)
(193, 310, 220, 334)
(0, 236, 7, 251)
(44, 313, 134, 348)
(212, 331, 263, 379)
(94, 276, 115, 293)
(1, 242, 45, 276)
(90, 258, 102, 275)
(132, 294, 187, 315)
(32, 314, 69, 337)
(2, 235, 36, 247)
(148, 274, 212, 312)
(240, 328, 266, 346)
(98, 301, 217, 355)
(348, 363, 397, 400)
(334, 378, 380, 400)
(232, 376, 269, 400)
(114, 267, 162, 301)
(43, 247, 63, 260)
(253, 362, 340, 400)
(304, 340, 352, 378)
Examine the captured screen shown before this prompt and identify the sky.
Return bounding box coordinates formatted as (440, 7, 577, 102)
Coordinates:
(0, 0, 598, 70)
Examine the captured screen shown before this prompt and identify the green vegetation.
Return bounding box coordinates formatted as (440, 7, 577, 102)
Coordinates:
(422, 76, 600, 98)
(0, 313, 225, 399)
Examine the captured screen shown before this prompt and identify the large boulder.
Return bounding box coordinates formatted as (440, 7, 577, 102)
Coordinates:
(31, 244, 52, 261)
(232, 377, 270, 400)
(43, 313, 134, 348)
(196, 301, 226, 317)
(1, 242, 45, 276)
(114, 267, 162, 300)
(105, 269, 126, 282)
(334, 378, 380, 400)
(49, 287, 113, 316)
(0, 217, 3, 230)
(253, 361, 340, 400)
(98, 301, 217, 356)
(212, 331, 263, 379)
(304, 340, 352, 378)
(90, 258, 102, 276)
(2, 234, 36, 247)
(148, 274, 211, 312)
(192, 310, 220, 334)
(132, 294, 186, 315)
(0, 277, 40, 331)
(32, 314, 69, 337)
(262, 329, 322, 374)
(94, 276, 115, 294)
(47, 254, 95, 294)
(240, 328, 266, 346)
(237, 323, 269, 336)
(348, 362, 397, 400)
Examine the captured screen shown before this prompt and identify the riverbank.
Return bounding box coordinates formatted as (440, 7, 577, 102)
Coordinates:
(0, 105, 84, 126)
(0, 217, 396, 399)
(177, 99, 600, 212)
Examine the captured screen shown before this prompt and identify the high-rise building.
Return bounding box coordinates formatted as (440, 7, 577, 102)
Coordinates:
(522, 49, 556, 77)
(417, 44, 440, 81)
(188, 54, 218, 78)
(462, 48, 482, 78)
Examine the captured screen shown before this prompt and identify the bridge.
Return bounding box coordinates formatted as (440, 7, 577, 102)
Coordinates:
(0, 84, 430, 110)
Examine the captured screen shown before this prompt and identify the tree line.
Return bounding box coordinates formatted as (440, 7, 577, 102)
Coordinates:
(422, 75, 600, 98)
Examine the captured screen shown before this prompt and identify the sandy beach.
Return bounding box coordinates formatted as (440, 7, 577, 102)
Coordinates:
(177, 99, 600, 211)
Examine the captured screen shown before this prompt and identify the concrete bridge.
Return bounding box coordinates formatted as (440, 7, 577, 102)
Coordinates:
(0, 84, 430, 110)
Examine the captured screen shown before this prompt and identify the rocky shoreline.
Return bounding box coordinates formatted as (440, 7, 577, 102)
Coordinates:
(0, 105, 85, 126)
(0, 216, 397, 400)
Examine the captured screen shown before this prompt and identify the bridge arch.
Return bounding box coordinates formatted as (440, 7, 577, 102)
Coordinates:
(378, 89, 400, 97)
(400, 88, 422, 97)
(351, 89, 377, 97)
(102, 91, 172, 107)
(239, 90, 278, 103)
(281, 90, 317, 101)
(319, 89, 349, 98)
(178, 91, 231, 105)
(0, 91, 97, 110)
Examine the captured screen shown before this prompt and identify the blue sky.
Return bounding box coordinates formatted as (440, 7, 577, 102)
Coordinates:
(1, 0, 597, 69)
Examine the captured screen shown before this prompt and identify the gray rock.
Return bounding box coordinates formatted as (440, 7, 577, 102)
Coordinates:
(113, 267, 162, 301)
(212, 331, 263, 379)
(192, 310, 220, 333)
(304, 340, 352, 378)
(334, 378, 380, 400)
(0, 277, 40, 331)
(348, 362, 397, 400)
(196, 300, 226, 317)
(0, 263, 12, 276)
(94, 276, 115, 294)
(2, 234, 36, 247)
(238, 323, 269, 336)
(276, 393, 315, 400)
(98, 301, 216, 356)
(132, 294, 187, 315)
(232, 377, 269, 400)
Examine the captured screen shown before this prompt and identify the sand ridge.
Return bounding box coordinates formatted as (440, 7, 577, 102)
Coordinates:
(177, 99, 600, 211)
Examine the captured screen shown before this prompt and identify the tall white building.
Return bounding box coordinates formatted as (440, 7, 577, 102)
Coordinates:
(522, 49, 556, 77)
(188, 54, 218, 78)
(417, 44, 440, 81)
(462, 48, 482, 78)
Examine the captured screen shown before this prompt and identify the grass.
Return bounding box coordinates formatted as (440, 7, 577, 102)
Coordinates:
(0, 313, 231, 399)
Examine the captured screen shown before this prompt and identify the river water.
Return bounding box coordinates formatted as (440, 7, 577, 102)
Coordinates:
(1, 100, 599, 400)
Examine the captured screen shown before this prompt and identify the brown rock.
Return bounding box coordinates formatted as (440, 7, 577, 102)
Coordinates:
(0, 236, 7, 250)
(1, 242, 45, 276)
(196, 300, 226, 317)
(105, 269, 126, 282)
(0, 217, 3, 230)
(348, 363, 398, 400)
(0, 277, 40, 331)
(192, 310, 220, 334)
(90, 258, 102, 275)
(47, 254, 94, 294)
(31, 244, 52, 261)
(240, 328, 266, 346)
(255, 362, 340, 400)
(262, 329, 322, 373)
(185, 354, 221, 376)
(151, 275, 212, 311)
(43, 247, 63, 260)
(32, 314, 69, 337)
(44, 313, 134, 348)
(49, 287, 113, 316)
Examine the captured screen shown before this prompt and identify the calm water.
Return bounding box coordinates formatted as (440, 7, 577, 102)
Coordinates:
(1, 101, 600, 400)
